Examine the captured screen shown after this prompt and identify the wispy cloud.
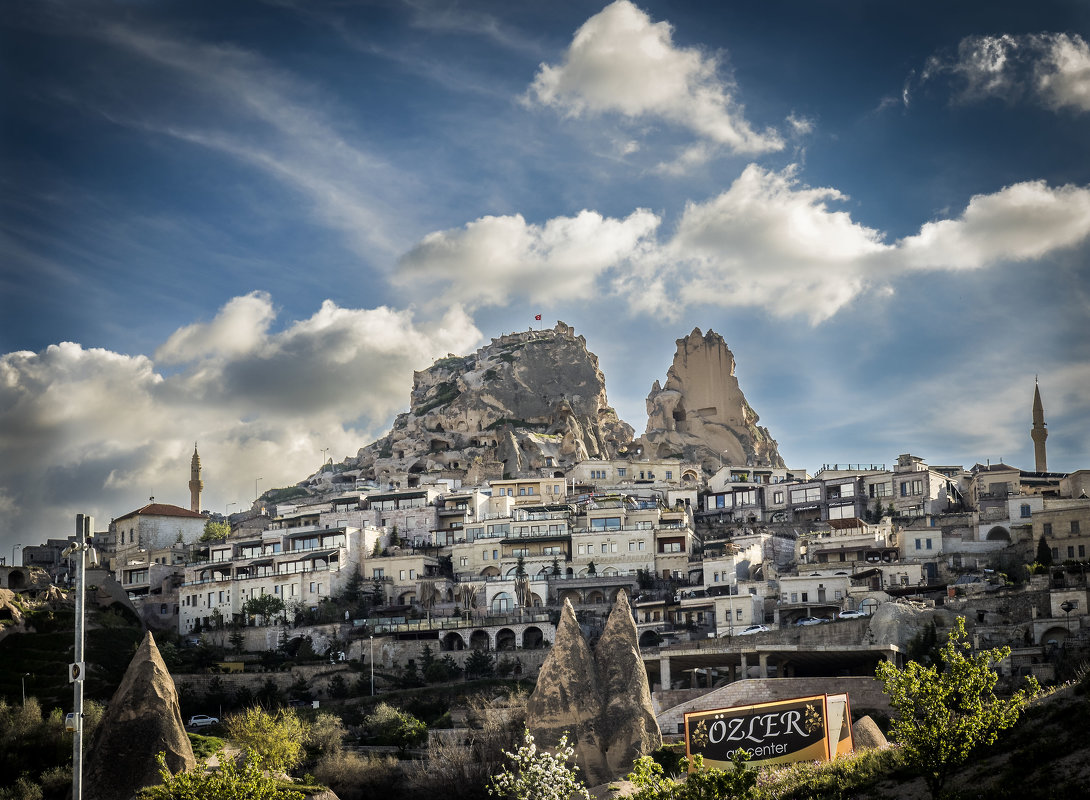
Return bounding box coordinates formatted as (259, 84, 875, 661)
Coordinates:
(922, 32, 1090, 113)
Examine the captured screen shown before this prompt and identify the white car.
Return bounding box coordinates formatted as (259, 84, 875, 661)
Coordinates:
(795, 617, 826, 626)
(838, 610, 868, 619)
(188, 715, 219, 728)
(735, 624, 770, 636)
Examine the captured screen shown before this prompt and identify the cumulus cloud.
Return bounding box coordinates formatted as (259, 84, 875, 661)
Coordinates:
(924, 32, 1090, 112)
(0, 295, 481, 546)
(394, 208, 661, 310)
(526, 0, 782, 158)
(395, 166, 1090, 325)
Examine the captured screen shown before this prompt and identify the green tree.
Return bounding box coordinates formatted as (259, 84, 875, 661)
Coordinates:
(224, 707, 309, 773)
(551, 557, 561, 577)
(137, 752, 303, 800)
(875, 616, 1039, 799)
(243, 595, 286, 625)
(363, 703, 427, 756)
(200, 521, 231, 542)
(586, 561, 597, 576)
(488, 729, 590, 800)
(1036, 535, 1053, 568)
(465, 648, 495, 679)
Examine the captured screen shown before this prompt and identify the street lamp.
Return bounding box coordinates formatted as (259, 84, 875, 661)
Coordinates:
(321, 448, 330, 468)
(225, 502, 237, 518)
(255, 477, 263, 500)
(1061, 600, 1076, 637)
(62, 513, 96, 800)
(369, 635, 375, 696)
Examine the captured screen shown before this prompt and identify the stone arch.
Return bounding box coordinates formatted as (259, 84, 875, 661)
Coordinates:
(522, 626, 545, 649)
(529, 591, 544, 607)
(986, 526, 1011, 541)
(480, 566, 500, 578)
(559, 589, 581, 605)
(553, 471, 565, 478)
(1041, 625, 1071, 645)
(496, 628, 517, 650)
(398, 591, 416, 604)
(444, 588, 455, 603)
(586, 589, 606, 605)
(639, 630, 662, 647)
(469, 630, 490, 650)
(491, 592, 513, 613)
(682, 470, 700, 483)
(601, 566, 618, 576)
(7, 569, 26, 591)
(441, 632, 465, 651)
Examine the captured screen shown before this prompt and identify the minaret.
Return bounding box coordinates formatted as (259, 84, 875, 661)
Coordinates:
(1031, 380, 1048, 473)
(189, 443, 204, 513)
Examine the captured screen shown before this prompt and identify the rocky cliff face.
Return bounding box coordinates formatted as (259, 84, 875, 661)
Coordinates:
(636, 328, 784, 471)
(85, 632, 195, 800)
(343, 322, 634, 488)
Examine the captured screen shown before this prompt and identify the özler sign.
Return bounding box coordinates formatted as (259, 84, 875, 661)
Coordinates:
(684, 694, 852, 769)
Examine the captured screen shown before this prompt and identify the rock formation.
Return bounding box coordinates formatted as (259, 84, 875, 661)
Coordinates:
(851, 715, 889, 750)
(526, 599, 608, 785)
(85, 632, 195, 800)
(594, 591, 662, 778)
(330, 322, 634, 490)
(527, 593, 660, 787)
(636, 328, 783, 472)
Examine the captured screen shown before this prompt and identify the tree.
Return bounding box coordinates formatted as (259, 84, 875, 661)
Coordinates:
(137, 752, 303, 800)
(224, 707, 309, 773)
(586, 561, 597, 576)
(875, 616, 1039, 799)
(626, 751, 756, 800)
(363, 703, 427, 756)
(551, 557, 561, 577)
(243, 595, 286, 625)
(488, 729, 590, 800)
(465, 648, 495, 679)
(1036, 535, 1053, 568)
(200, 521, 231, 542)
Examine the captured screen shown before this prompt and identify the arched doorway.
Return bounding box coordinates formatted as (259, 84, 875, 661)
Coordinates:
(469, 630, 490, 650)
(441, 632, 465, 651)
(496, 628, 516, 650)
(491, 592, 513, 613)
(986, 526, 1011, 542)
(522, 626, 545, 649)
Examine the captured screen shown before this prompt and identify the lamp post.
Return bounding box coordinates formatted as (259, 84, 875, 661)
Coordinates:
(64, 513, 95, 800)
(1061, 600, 1076, 637)
(22, 673, 29, 707)
(225, 502, 237, 518)
(321, 448, 330, 469)
(369, 635, 375, 696)
(12, 543, 22, 566)
(255, 477, 263, 501)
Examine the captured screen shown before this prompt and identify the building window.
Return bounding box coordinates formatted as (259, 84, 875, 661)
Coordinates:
(1020, 504, 1031, 518)
(1068, 546, 1075, 559)
(310, 582, 317, 593)
(665, 471, 673, 480)
(1072, 521, 1081, 534)
(400, 570, 406, 580)
(774, 491, 784, 504)
(617, 468, 626, 477)
(1052, 547, 1059, 560)
(736, 608, 743, 620)
(926, 539, 933, 550)
(459, 557, 468, 567)
(1079, 545, 1086, 558)
(801, 592, 808, 602)
(372, 568, 384, 579)
(1043, 523, 1053, 536)
(790, 593, 798, 603)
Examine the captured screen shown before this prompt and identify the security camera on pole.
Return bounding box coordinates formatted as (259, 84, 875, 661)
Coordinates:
(62, 514, 97, 800)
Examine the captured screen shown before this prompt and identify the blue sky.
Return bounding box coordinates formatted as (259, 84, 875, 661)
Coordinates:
(3, 0, 1090, 555)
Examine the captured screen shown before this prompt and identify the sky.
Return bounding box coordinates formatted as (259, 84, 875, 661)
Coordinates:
(3, 0, 1090, 557)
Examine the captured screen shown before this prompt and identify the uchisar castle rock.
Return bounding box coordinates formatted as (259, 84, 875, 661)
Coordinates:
(315, 321, 782, 490)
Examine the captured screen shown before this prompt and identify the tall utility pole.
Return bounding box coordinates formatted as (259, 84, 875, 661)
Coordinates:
(66, 513, 95, 800)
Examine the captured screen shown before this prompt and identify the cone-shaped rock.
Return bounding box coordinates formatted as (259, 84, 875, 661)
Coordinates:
(85, 632, 196, 800)
(526, 599, 608, 786)
(595, 590, 662, 778)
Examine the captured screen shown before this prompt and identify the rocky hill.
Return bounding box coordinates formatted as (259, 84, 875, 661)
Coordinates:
(342, 321, 635, 488)
(310, 322, 783, 492)
(636, 328, 784, 471)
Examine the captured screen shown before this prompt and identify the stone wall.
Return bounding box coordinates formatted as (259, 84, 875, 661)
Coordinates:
(655, 676, 890, 736)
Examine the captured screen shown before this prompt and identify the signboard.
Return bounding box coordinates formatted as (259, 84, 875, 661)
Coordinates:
(684, 694, 831, 769)
(825, 692, 855, 758)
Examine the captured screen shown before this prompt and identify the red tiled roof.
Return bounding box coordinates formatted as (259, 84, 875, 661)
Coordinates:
(114, 503, 205, 523)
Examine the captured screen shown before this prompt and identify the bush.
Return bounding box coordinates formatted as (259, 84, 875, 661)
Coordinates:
(313, 752, 401, 800)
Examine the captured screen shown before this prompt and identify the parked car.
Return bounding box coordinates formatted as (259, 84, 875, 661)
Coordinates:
(838, 610, 868, 619)
(188, 715, 219, 728)
(795, 617, 826, 626)
(735, 624, 770, 636)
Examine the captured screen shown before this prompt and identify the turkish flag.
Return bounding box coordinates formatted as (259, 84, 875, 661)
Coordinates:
(534, 314, 541, 321)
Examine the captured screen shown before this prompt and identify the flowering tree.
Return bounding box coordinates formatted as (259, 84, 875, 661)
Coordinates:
(488, 730, 590, 800)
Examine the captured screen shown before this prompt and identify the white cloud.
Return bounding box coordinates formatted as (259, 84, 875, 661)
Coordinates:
(896, 180, 1090, 269)
(0, 296, 481, 546)
(394, 208, 661, 310)
(924, 33, 1090, 113)
(527, 0, 782, 157)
